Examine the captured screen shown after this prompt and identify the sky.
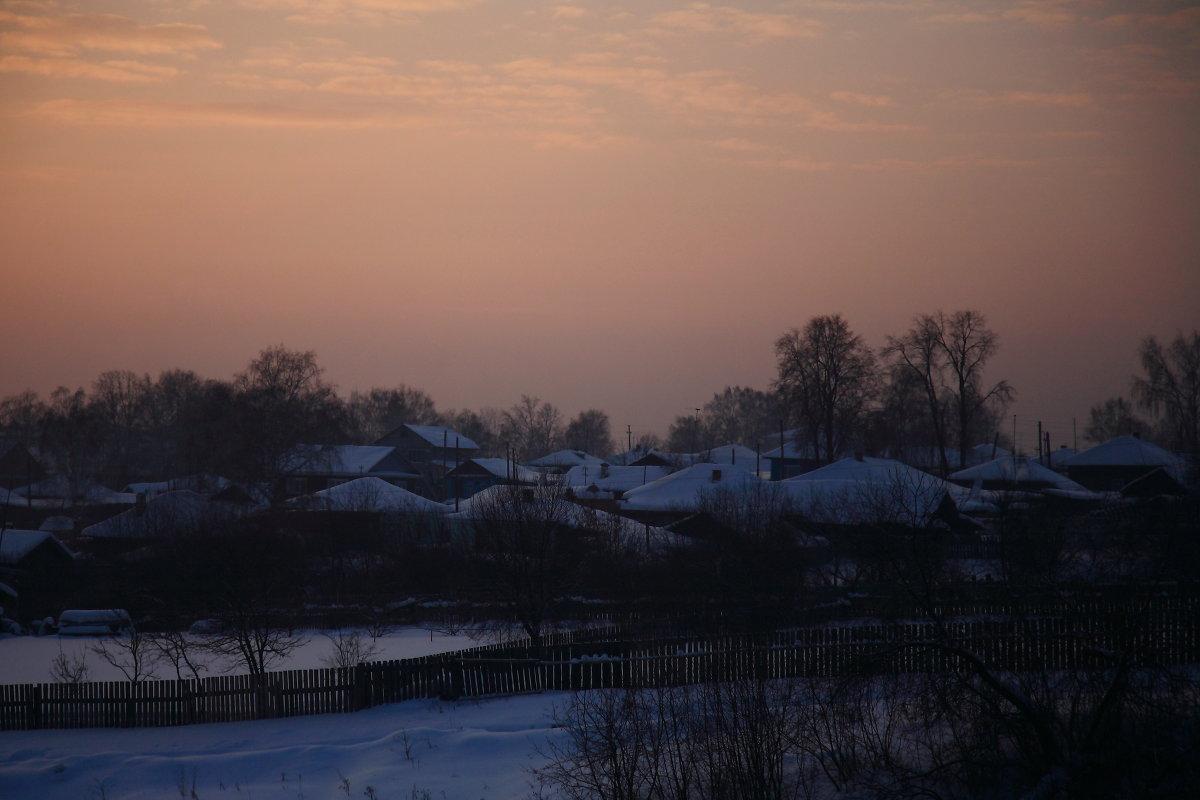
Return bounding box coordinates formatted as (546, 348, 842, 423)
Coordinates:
(1, 0, 1197, 451)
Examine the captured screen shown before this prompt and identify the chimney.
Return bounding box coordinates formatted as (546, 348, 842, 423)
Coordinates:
(711, 469, 722, 482)
(135, 492, 147, 515)
(600, 462, 609, 478)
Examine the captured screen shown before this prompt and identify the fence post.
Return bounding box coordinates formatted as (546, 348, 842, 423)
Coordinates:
(29, 684, 42, 730)
(352, 664, 368, 711)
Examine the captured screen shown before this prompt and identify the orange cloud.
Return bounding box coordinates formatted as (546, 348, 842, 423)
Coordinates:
(0, 54, 180, 82)
(0, 11, 221, 57)
(242, 0, 484, 25)
(1003, 90, 1094, 108)
(1002, 4, 1078, 29)
(649, 3, 824, 40)
(940, 88, 1094, 109)
(830, 91, 894, 107)
(20, 97, 440, 129)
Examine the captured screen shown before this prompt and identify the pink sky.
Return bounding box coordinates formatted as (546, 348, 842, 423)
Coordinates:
(2, 0, 1197, 451)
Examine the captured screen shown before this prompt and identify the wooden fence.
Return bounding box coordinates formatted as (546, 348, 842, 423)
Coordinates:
(3, 596, 1197, 731)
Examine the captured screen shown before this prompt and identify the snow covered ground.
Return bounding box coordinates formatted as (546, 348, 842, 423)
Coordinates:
(0, 627, 562, 799)
(0, 692, 563, 799)
(0, 627, 480, 685)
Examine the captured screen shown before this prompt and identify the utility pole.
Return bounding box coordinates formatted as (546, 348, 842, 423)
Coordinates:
(626, 425, 632, 453)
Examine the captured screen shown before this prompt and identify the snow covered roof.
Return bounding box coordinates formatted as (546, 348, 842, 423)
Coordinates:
(0, 529, 74, 564)
(403, 424, 479, 450)
(38, 516, 75, 533)
(967, 443, 1012, 465)
(1047, 447, 1077, 469)
(786, 455, 989, 513)
(528, 450, 607, 469)
(124, 474, 232, 496)
(12, 475, 133, 505)
(620, 462, 761, 512)
(445, 485, 682, 546)
(786, 455, 934, 485)
(1067, 435, 1183, 468)
(290, 477, 448, 514)
(80, 490, 238, 539)
(562, 464, 672, 493)
(677, 444, 761, 468)
(450, 458, 541, 484)
(777, 479, 951, 527)
(280, 445, 416, 477)
(447, 484, 560, 519)
(950, 456, 1088, 491)
(762, 441, 824, 460)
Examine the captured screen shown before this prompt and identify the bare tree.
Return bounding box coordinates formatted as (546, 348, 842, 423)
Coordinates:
(666, 412, 710, 454)
(467, 482, 578, 648)
(883, 313, 953, 472)
(0, 389, 47, 450)
(885, 310, 1012, 472)
(938, 310, 1013, 469)
(502, 395, 564, 462)
(48, 645, 90, 684)
(229, 345, 345, 492)
(346, 385, 439, 444)
(563, 409, 614, 456)
(320, 630, 383, 669)
(148, 631, 210, 681)
(38, 386, 105, 501)
(440, 407, 504, 457)
(90, 628, 158, 687)
(774, 315, 878, 461)
(1084, 396, 1148, 445)
(1132, 330, 1200, 451)
(701, 385, 780, 449)
(89, 370, 153, 487)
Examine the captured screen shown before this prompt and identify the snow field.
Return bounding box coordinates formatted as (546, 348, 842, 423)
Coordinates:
(0, 692, 563, 800)
(0, 627, 480, 685)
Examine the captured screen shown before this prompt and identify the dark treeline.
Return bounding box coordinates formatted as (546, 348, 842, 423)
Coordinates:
(0, 346, 619, 491)
(1, 316, 1197, 493)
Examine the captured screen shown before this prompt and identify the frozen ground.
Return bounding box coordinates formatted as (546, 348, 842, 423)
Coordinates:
(0, 627, 480, 685)
(0, 628, 560, 800)
(0, 692, 563, 800)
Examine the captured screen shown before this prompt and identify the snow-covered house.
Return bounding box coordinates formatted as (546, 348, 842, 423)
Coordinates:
(778, 479, 954, 528)
(373, 424, 479, 494)
(0, 438, 46, 490)
(278, 444, 421, 498)
(527, 449, 607, 474)
(123, 473, 233, 501)
(949, 456, 1101, 502)
(619, 462, 762, 524)
(443, 458, 541, 500)
(676, 444, 762, 470)
(1065, 435, 1189, 494)
(288, 477, 448, 515)
(781, 456, 964, 527)
(0, 529, 74, 571)
(79, 490, 242, 546)
(762, 440, 826, 480)
(562, 463, 673, 505)
(0, 529, 77, 619)
(11, 475, 134, 507)
(447, 484, 684, 552)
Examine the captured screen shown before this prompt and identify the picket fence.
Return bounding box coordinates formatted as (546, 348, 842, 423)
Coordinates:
(2, 596, 1197, 731)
